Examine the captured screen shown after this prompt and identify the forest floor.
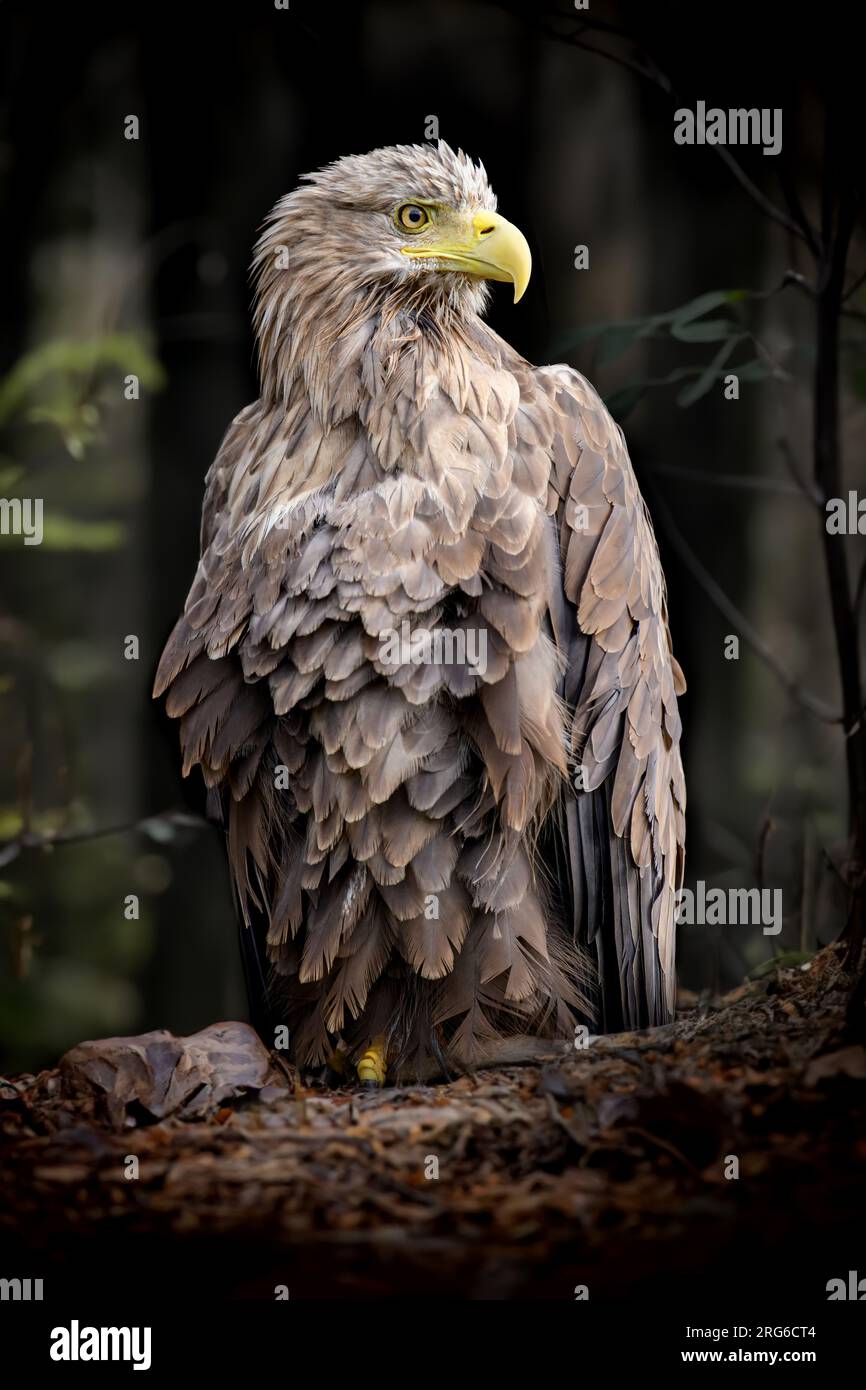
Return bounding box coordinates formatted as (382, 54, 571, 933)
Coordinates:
(2, 940, 865, 1301)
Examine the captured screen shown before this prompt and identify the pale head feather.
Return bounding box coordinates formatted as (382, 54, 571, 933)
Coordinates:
(251, 142, 499, 410)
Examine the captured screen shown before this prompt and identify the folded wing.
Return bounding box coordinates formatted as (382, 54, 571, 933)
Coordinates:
(536, 364, 686, 1029)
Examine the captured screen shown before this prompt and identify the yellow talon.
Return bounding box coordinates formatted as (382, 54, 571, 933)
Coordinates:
(356, 1035, 388, 1087)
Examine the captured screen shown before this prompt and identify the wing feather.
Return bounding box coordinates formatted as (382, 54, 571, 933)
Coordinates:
(536, 363, 686, 1028)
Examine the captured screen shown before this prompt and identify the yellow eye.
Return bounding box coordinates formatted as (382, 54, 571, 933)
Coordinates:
(396, 203, 430, 232)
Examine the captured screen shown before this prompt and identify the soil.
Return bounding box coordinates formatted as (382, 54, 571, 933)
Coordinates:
(2, 942, 865, 1301)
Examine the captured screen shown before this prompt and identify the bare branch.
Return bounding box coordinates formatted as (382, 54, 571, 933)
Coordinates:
(710, 144, 810, 246)
(0, 810, 208, 870)
(499, 4, 810, 246)
(644, 462, 806, 499)
(645, 483, 841, 724)
(778, 160, 823, 257)
(777, 436, 824, 505)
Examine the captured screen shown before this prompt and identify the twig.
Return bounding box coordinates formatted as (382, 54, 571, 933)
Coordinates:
(780, 269, 816, 299)
(777, 436, 823, 505)
(842, 267, 866, 303)
(0, 810, 208, 870)
(644, 462, 805, 498)
(504, 5, 810, 245)
(646, 483, 840, 723)
(778, 161, 823, 257)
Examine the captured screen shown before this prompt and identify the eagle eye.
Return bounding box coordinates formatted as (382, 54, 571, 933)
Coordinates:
(395, 203, 430, 232)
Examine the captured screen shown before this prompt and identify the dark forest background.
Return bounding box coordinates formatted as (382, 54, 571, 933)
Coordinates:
(1, 0, 862, 1072)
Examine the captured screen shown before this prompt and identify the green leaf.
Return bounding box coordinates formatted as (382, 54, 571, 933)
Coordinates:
(0, 514, 128, 552)
(555, 290, 751, 357)
(671, 289, 744, 327)
(40, 515, 127, 551)
(671, 318, 739, 343)
(735, 359, 774, 382)
(676, 335, 745, 407)
(555, 315, 665, 356)
(0, 465, 25, 492)
(0, 335, 165, 426)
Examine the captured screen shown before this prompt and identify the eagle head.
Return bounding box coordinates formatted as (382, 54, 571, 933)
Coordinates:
(250, 142, 531, 408)
(253, 141, 530, 330)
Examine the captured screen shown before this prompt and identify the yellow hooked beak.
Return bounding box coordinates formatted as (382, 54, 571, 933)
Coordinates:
(401, 209, 532, 303)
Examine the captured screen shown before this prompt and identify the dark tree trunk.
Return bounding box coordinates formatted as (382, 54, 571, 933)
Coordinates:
(812, 108, 866, 989)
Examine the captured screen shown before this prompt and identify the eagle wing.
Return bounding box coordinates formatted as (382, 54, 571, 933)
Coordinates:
(534, 363, 686, 1029)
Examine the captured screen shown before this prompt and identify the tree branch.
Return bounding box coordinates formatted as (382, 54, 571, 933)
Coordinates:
(842, 267, 866, 303)
(500, 4, 810, 245)
(0, 810, 208, 871)
(643, 462, 807, 499)
(645, 482, 840, 724)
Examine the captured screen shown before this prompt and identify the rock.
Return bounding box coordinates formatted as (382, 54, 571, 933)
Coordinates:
(58, 1021, 285, 1128)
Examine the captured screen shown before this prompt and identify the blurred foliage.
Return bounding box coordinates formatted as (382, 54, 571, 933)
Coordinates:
(0, 840, 153, 1071)
(0, 334, 163, 548)
(568, 284, 866, 420)
(0, 333, 167, 1070)
(1, 0, 858, 1076)
(560, 288, 779, 417)
(0, 514, 128, 552)
(0, 334, 165, 427)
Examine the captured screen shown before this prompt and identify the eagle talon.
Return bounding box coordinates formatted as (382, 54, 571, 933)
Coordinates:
(356, 1036, 388, 1087)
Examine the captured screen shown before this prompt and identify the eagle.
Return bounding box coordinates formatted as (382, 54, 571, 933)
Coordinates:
(154, 142, 686, 1086)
